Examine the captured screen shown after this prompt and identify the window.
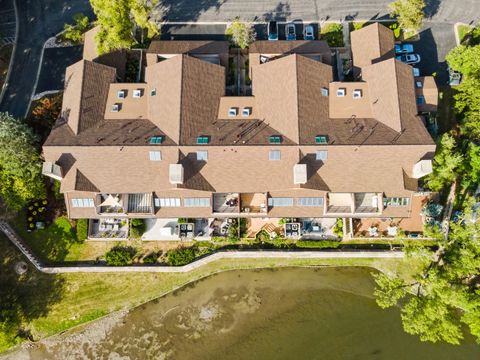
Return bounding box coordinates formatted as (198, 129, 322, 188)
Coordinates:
(196, 151, 208, 161)
(415, 81, 423, 88)
(315, 135, 328, 144)
(71, 198, 94, 208)
(416, 95, 425, 105)
(269, 135, 282, 144)
(268, 197, 294, 207)
(149, 136, 163, 144)
(321, 87, 329, 97)
(316, 150, 328, 160)
(297, 197, 324, 206)
(184, 197, 211, 207)
(197, 136, 209, 144)
(155, 198, 181, 207)
(150, 88, 157, 96)
(384, 197, 410, 207)
(149, 151, 161, 161)
(269, 150, 281, 160)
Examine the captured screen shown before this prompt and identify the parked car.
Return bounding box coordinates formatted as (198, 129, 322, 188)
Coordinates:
(268, 21, 278, 41)
(286, 23, 296, 41)
(396, 54, 421, 65)
(448, 67, 462, 86)
(303, 25, 315, 40)
(394, 43, 414, 54)
(412, 67, 420, 77)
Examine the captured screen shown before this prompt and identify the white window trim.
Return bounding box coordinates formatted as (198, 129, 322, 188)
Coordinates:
(149, 151, 162, 161)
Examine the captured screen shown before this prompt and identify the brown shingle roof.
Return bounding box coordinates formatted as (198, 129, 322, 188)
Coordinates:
(75, 169, 99, 192)
(250, 41, 331, 59)
(61, 60, 116, 135)
(351, 23, 395, 72)
(147, 40, 229, 55)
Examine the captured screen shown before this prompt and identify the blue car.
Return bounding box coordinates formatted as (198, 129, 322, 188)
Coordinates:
(286, 23, 296, 41)
(268, 21, 278, 41)
(395, 43, 414, 54)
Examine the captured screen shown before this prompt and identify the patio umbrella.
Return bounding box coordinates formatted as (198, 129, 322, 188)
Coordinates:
(99, 194, 121, 207)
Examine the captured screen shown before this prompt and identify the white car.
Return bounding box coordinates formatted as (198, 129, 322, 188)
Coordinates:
(396, 54, 421, 65)
(303, 25, 315, 40)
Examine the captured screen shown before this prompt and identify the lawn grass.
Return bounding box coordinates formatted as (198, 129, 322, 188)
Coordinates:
(320, 23, 344, 47)
(0, 234, 415, 353)
(457, 24, 472, 44)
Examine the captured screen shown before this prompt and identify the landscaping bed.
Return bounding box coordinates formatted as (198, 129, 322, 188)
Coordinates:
(319, 23, 344, 47)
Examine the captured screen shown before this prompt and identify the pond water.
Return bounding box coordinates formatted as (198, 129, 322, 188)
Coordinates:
(5, 267, 480, 359)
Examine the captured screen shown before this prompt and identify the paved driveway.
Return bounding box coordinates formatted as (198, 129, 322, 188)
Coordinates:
(0, 0, 92, 118)
(0, 0, 16, 45)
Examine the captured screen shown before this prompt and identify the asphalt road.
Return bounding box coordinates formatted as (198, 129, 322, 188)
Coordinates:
(0, 0, 16, 44)
(0, 0, 92, 118)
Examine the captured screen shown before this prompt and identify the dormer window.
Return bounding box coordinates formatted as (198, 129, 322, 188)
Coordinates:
(315, 135, 328, 144)
(111, 103, 120, 112)
(336, 88, 346, 97)
(269, 135, 282, 144)
(150, 88, 157, 96)
(228, 107, 238, 117)
(117, 90, 125, 99)
(415, 81, 423, 88)
(133, 89, 142, 98)
(321, 87, 329, 97)
(242, 107, 252, 117)
(352, 89, 362, 99)
(416, 95, 425, 105)
(196, 136, 209, 144)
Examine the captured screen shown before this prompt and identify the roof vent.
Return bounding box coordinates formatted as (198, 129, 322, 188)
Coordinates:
(416, 81, 423, 88)
(412, 160, 433, 179)
(336, 88, 346, 97)
(293, 164, 307, 185)
(260, 55, 269, 64)
(228, 107, 238, 117)
(169, 164, 184, 184)
(42, 162, 63, 181)
(352, 89, 362, 99)
(111, 103, 120, 112)
(150, 88, 157, 96)
(321, 87, 329, 97)
(133, 89, 142, 98)
(242, 107, 252, 117)
(117, 90, 126, 99)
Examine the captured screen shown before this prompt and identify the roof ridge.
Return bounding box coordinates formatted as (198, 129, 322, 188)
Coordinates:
(294, 54, 301, 144)
(178, 55, 186, 145)
(392, 60, 404, 132)
(75, 60, 88, 134)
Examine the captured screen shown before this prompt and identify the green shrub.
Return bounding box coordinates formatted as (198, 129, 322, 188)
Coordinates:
(320, 23, 344, 47)
(142, 252, 160, 264)
(296, 240, 341, 249)
(76, 219, 88, 241)
(167, 246, 196, 266)
(52, 180, 63, 200)
(333, 218, 344, 238)
(129, 219, 146, 239)
(255, 229, 271, 242)
(105, 246, 136, 266)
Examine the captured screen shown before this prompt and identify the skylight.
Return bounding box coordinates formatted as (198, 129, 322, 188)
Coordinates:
(315, 135, 328, 144)
(269, 135, 282, 144)
(149, 136, 164, 144)
(196, 136, 209, 144)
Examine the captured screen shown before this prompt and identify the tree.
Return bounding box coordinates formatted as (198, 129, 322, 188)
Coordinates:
(373, 218, 480, 345)
(389, 0, 426, 31)
(63, 13, 90, 44)
(225, 18, 256, 49)
(425, 132, 463, 191)
(105, 246, 136, 265)
(90, 0, 158, 54)
(446, 45, 480, 78)
(0, 113, 45, 210)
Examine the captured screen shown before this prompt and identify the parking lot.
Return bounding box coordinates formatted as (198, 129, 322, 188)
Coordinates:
(0, 0, 16, 46)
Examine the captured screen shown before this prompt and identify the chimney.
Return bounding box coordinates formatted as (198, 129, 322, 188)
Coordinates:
(293, 164, 307, 184)
(169, 164, 184, 184)
(412, 160, 433, 179)
(42, 162, 63, 181)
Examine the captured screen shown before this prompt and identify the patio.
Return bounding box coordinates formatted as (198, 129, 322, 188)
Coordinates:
(240, 193, 267, 214)
(213, 193, 239, 213)
(300, 218, 338, 239)
(88, 218, 128, 240)
(354, 193, 439, 237)
(142, 218, 211, 240)
(245, 218, 282, 238)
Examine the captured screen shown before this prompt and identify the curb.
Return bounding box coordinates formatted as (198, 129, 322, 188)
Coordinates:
(0, 0, 19, 105)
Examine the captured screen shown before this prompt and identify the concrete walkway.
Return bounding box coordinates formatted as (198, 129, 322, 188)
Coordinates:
(0, 220, 404, 274)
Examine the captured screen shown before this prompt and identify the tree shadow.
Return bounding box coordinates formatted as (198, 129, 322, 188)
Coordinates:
(155, 0, 226, 22)
(0, 234, 65, 344)
(424, 0, 441, 19)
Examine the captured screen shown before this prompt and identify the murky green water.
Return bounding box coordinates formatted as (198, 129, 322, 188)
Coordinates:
(6, 267, 480, 359)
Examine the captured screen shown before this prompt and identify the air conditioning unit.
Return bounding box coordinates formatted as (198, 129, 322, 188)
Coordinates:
(242, 107, 251, 117)
(111, 103, 120, 112)
(352, 89, 362, 99)
(117, 90, 125, 99)
(133, 89, 142, 98)
(228, 107, 238, 117)
(336, 88, 346, 97)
